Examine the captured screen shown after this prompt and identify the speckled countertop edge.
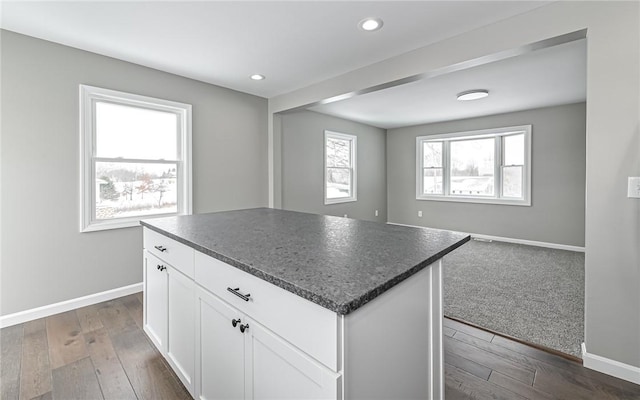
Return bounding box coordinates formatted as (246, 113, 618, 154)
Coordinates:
(140, 210, 470, 315)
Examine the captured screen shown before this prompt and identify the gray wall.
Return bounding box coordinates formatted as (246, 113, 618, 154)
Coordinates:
(387, 103, 586, 247)
(1, 31, 268, 315)
(280, 110, 386, 222)
(269, 2, 640, 370)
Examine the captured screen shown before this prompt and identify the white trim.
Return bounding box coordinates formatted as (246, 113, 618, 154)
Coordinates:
(0, 282, 143, 328)
(582, 343, 640, 385)
(324, 130, 357, 205)
(79, 85, 192, 232)
(386, 222, 585, 252)
(416, 125, 532, 206)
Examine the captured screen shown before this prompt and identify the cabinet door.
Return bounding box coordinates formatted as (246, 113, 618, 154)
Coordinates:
(246, 319, 340, 400)
(144, 251, 168, 352)
(197, 288, 246, 400)
(167, 267, 195, 396)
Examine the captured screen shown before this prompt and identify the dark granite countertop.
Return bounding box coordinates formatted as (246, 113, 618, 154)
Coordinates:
(141, 208, 470, 315)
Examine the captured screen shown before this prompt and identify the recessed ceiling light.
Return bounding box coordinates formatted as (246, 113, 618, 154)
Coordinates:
(457, 89, 489, 101)
(250, 74, 265, 81)
(358, 18, 383, 32)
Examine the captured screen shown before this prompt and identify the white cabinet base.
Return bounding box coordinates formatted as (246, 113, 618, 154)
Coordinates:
(145, 228, 446, 400)
(144, 252, 168, 352)
(167, 267, 196, 396)
(343, 259, 444, 400)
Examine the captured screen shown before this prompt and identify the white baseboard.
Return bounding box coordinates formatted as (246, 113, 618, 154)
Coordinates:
(582, 343, 640, 385)
(386, 222, 585, 252)
(0, 282, 143, 329)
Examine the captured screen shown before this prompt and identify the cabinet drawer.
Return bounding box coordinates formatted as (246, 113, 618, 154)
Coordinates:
(195, 251, 339, 371)
(144, 228, 194, 279)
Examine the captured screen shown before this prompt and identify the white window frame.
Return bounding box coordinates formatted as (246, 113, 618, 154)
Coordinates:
(324, 130, 357, 205)
(416, 125, 531, 206)
(80, 85, 192, 232)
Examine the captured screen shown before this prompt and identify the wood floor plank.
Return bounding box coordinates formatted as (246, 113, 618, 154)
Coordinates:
(455, 330, 624, 399)
(456, 330, 545, 371)
(1, 324, 24, 400)
(445, 383, 474, 400)
(6, 295, 638, 400)
(110, 328, 191, 399)
(491, 334, 579, 370)
(84, 328, 137, 400)
(51, 357, 103, 400)
(29, 391, 53, 400)
(75, 304, 104, 334)
(533, 367, 608, 400)
(24, 318, 46, 335)
(120, 293, 144, 330)
(135, 291, 143, 305)
(445, 335, 536, 385)
(443, 325, 456, 337)
(445, 351, 492, 380)
(446, 363, 528, 400)
(46, 311, 89, 369)
(489, 370, 554, 400)
(20, 319, 52, 400)
(445, 317, 495, 342)
(96, 299, 138, 336)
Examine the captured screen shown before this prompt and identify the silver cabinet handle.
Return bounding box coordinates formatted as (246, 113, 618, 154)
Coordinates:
(154, 245, 167, 252)
(227, 287, 251, 302)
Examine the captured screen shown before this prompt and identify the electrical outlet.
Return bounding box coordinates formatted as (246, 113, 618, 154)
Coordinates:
(375, 210, 379, 217)
(628, 177, 640, 198)
(418, 211, 423, 217)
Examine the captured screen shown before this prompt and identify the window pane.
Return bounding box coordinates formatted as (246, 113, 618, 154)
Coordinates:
(95, 162, 177, 220)
(326, 137, 351, 167)
(423, 168, 443, 195)
(450, 138, 495, 196)
(423, 142, 442, 168)
(326, 167, 351, 199)
(504, 134, 524, 166)
(96, 102, 178, 160)
(502, 166, 523, 198)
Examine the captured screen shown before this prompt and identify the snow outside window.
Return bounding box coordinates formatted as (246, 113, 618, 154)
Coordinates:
(325, 131, 357, 204)
(416, 125, 531, 206)
(80, 85, 192, 232)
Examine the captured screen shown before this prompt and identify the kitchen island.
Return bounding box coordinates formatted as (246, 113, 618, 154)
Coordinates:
(141, 208, 469, 400)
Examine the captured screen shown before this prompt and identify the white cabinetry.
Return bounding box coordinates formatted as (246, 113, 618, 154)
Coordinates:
(196, 287, 339, 400)
(143, 251, 168, 351)
(143, 229, 195, 396)
(143, 226, 445, 400)
(167, 267, 195, 394)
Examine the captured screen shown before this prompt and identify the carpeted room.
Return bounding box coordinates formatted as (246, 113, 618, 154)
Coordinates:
(385, 98, 587, 361)
(443, 239, 585, 359)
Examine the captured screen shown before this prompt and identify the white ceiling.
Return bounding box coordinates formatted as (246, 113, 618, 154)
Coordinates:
(309, 38, 586, 128)
(1, 1, 552, 98)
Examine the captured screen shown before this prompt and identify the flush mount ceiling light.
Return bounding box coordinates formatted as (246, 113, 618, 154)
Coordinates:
(358, 17, 383, 32)
(250, 74, 265, 81)
(457, 89, 489, 101)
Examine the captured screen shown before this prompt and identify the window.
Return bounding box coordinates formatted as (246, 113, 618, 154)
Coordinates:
(324, 131, 357, 204)
(80, 85, 192, 232)
(416, 125, 531, 205)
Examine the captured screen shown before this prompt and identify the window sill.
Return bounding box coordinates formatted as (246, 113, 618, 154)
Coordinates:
(416, 195, 530, 207)
(325, 197, 357, 205)
(81, 212, 183, 232)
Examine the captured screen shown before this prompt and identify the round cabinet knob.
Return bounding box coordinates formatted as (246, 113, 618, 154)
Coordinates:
(232, 318, 241, 328)
(239, 323, 249, 333)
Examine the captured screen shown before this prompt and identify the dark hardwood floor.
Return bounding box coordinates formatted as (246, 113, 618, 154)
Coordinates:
(1, 293, 639, 399)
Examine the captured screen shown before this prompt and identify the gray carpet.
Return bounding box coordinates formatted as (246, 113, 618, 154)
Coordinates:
(443, 239, 585, 358)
